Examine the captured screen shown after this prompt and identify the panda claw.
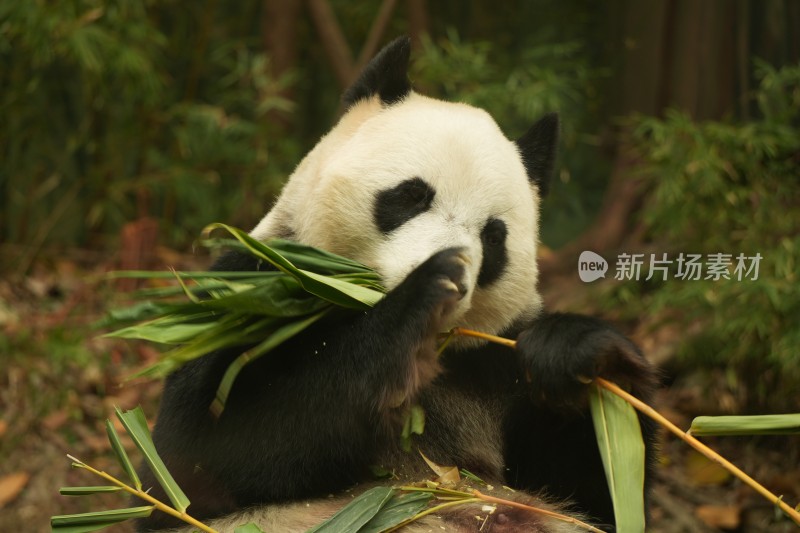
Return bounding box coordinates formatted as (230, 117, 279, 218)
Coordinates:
(440, 278, 461, 295)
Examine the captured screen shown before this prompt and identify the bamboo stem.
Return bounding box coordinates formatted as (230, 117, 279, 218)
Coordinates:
(384, 497, 482, 532)
(395, 486, 603, 532)
(595, 379, 800, 526)
(451, 327, 516, 348)
(450, 328, 800, 527)
(67, 455, 218, 533)
(472, 490, 604, 532)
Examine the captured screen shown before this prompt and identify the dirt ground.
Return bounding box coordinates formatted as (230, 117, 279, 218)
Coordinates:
(1, 250, 798, 532)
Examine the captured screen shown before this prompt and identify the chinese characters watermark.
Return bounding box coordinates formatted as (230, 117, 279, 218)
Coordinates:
(578, 251, 762, 283)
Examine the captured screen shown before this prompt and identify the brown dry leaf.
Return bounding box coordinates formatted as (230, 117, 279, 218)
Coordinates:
(419, 451, 461, 484)
(695, 504, 740, 529)
(685, 451, 731, 486)
(0, 472, 30, 508)
(0, 420, 7, 438)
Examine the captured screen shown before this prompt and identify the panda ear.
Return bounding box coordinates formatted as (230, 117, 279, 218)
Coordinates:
(342, 36, 412, 110)
(516, 113, 559, 197)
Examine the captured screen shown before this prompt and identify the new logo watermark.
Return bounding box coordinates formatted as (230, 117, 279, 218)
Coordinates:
(578, 251, 609, 282)
(578, 251, 762, 283)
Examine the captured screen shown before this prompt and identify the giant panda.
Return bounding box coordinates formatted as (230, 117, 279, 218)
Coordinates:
(137, 37, 658, 532)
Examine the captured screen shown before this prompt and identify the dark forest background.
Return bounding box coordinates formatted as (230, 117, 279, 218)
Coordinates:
(1, 1, 799, 531)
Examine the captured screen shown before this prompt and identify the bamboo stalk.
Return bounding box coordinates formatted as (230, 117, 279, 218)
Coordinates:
(67, 455, 218, 533)
(596, 379, 800, 526)
(396, 486, 603, 532)
(450, 328, 800, 527)
(472, 490, 604, 532)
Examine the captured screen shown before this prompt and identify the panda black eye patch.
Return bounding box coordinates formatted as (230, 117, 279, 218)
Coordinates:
(374, 177, 436, 234)
(478, 218, 508, 287)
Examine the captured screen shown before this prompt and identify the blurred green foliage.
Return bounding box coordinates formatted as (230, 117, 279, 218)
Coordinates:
(0, 2, 608, 262)
(611, 62, 800, 406)
(1, 0, 297, 254)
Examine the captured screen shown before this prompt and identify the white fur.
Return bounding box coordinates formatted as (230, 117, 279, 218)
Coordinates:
(251, 93, 543, 337)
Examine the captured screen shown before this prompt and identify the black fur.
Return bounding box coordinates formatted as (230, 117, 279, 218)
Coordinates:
(137, 247, 468, 530)
(342, 36, 412, 110)
(373, 176, 436, 234)
(477, 218, 508, 287)
(516, 112, 560, 196)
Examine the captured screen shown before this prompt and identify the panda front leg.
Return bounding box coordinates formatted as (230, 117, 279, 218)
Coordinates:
(506, 312, 659, 530)
(227, 247, 469, 495)
(337, 246, 469, 409)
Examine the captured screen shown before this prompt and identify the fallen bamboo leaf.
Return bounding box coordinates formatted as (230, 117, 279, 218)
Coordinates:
(358, 492, 432, 533)
(695, 504, 740, 529)
(59, 486, 124, 496)
(419, 451, 461, 484)
(50, 506, 154, 532)
(306, 486, 395, 533)
(0, 472, 29, 508)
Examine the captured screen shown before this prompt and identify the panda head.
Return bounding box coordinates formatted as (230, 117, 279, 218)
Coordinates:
(251, 37, 558, 337)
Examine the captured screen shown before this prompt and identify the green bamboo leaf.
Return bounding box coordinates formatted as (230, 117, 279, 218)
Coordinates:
(172, 268, 202, 303)
(306, 487, 395, 533)
(211, 310, 329, 417)
(202, 237, 378, 276)
(234, 524, 267, 533)
(269, 239, 378, 275)
(131, 315, 276, 379)
(690, 414, 800, 436)
(59, 486, 123, 496)
(101, 302, 178, 324)
(105, 419, 141, 490)
(358, 492, 433, 533)
(198, 277, 330, 317)
(115, 407, 191, 513)
(400, 405, 426, 452)
(104, 312, 220, 344)
(300, 270, 384, 308)
(51, 506, 153, 532)
(204, 224, 384, 309)
(589, 384, 646, 533)
(459, 469, 486, 485)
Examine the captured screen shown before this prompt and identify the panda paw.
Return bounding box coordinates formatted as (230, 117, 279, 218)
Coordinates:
(515, 313, 654, 407)
(392, 247, 468, 328)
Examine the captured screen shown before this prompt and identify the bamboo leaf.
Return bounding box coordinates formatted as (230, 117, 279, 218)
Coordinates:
(358, 492, 433, 533)
(211, 310, 329, 416)
(51, 506, 153, 532)
(306, 487, 395, 533)
(589, 384, 646, 533)
(202, 237, 378, 276)
(131, 315, 277, 379)
(400, 405, 426, 452)
(204, 224, 384, 309)
(105, 419, 141, 490)
(104, 313, 220, 344)
(459, 469, 487, 485)
(59, 486, 123, 496)
(690, 414, 800, 436)
(198, 277, 330, 317)
(299, 270, 384, 308)
(115, 407, 190, 513)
